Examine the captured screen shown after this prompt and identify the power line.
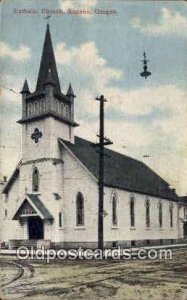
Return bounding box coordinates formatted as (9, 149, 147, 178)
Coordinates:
(0, 85, 19, 95)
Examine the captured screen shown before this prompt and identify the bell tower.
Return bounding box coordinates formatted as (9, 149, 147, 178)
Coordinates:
(18, 24, 78, 162)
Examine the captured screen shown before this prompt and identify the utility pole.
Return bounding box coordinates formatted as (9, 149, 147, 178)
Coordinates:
(95, 95, 113, 251)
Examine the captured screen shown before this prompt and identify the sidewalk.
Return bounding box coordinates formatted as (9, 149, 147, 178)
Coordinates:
(0, 243, 187, 256)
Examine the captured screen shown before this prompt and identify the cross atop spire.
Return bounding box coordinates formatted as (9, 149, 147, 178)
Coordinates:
(44, 15, 51, 25)
(36, 24, 61, 94)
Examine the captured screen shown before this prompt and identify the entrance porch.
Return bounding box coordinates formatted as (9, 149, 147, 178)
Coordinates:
(9, 193, 53, 248)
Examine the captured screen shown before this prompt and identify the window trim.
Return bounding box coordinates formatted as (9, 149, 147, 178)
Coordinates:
(145, 198, 151, 228)
(112, 193, 117, 226)
(130, 195, 135, 227)
(76, 192, 84, 227)
(158, 201, 163, 228)
(32, 167, 39, 192)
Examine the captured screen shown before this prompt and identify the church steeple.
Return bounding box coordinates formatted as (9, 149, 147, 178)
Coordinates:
(21, 79, 30, 94)
(18, 23, 79, 147)
(36, 24, 61, 94)
(66, 83, 75, 98)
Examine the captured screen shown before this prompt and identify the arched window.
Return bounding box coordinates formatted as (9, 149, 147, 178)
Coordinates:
(55, 100, 58, 113)
(32, 167, 39, 192)
(65, 105, 69, 118)
(59, 212, 62, 228)
(145, 198, 150, 227)
(158, 202, 163, 228)
(28, 104, 32, 116)
(76, 192, 84, 226)
(58, 102, 61, 114)
(130, 196, 135, 227)
(35, 101, 38, 114)
(60, 103, 64, 115)
(169, 203, 173, 228)
(41, 100, 45, 112)
(112, 193, 117, 226)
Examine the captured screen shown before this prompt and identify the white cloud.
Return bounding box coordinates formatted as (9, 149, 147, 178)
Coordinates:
(0, 42, 31, 61)
(106, 84, 187, 116)
(55, 41, 122, 94)
(130, 8, 187, 37)
(0, 81, 22, 177)
(58, 0, 97, 18)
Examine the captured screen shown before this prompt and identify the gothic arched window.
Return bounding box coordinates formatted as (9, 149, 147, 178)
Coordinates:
(58, 102, 61, 114)
(55, 100, 58, 113)
(169, 203, 173, 228)
(112, 193, 117, 226)
(145, 198, 150, 227)
(158, 202, 163, 228)
(130, 195, 135, 227)
(65, 105, 69, 118)
(32, 167, 39, 192)
(59, 212, 62, 228)
(35, 101, 38, 114)
(60, 103, 64, 115)
(76, 192, 84, 226)
(28, 104, 33, 116)
(41, 100, 45, 112)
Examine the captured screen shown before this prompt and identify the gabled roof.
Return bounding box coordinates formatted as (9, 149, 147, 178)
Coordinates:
(2, 160, 22, 194)
(60, 136, 179, 201)
(36, 24, 61, 94)
(12, 194, 53, 220)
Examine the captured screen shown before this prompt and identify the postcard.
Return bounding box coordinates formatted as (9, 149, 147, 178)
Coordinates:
(0, 1, 187, 299)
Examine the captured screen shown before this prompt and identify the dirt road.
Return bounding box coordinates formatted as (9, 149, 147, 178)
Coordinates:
(0, 248, 187, 300)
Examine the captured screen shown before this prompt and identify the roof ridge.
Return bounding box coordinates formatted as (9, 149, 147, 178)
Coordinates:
(74, 135, 143, 163)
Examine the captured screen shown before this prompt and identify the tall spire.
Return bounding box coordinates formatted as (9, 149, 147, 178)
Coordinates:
(36, 24, 61, 93)
(66, 83, 75, 97)
(21, 79, 30, 94)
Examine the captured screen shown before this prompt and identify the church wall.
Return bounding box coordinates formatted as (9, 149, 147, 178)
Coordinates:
(1, 176, 23, 243)
(1, 150, 184, 248)
(61, 147, 99, 247)
(60, 147, 181, 248)
(178, 204, 187, 238)
(18, 160, 64, 243)
(104, 187, 179, 246)
(22, 117, 71, 162)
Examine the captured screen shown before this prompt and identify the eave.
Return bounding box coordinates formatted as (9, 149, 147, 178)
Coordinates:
(17, 111, 79, 127)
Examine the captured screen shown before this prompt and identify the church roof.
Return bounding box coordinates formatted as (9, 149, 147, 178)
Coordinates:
(2, 160, 21, 194)
(60, 136, 179, 201)
(12, 194, 53, 220)
(36, 24, 61, 94)
(27, 194, 53, 219)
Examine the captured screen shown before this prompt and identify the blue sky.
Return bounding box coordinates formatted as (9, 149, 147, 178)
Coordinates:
(1, 0, 187, 194)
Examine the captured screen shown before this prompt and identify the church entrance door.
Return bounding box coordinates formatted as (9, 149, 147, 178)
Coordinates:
(28, 216, 44, 239)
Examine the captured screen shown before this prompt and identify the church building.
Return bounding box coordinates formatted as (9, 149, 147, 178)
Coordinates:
(1, 25, 187, 249)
